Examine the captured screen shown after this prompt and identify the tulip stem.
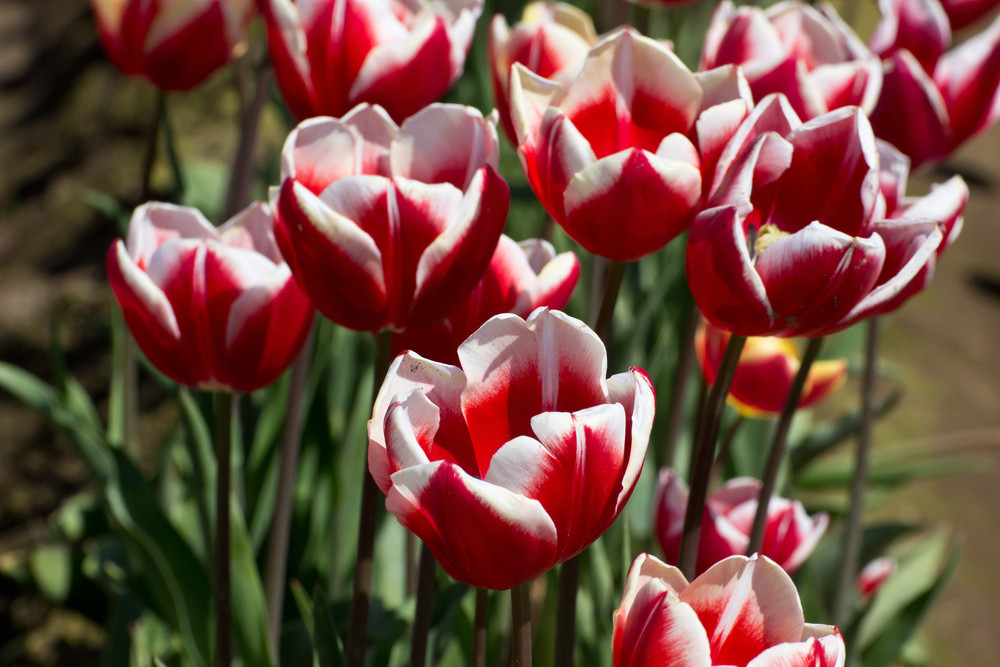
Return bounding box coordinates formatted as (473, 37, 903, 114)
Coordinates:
(712, 415, 745, 482)
(678, 334, 746, 580)
(346, 330, 394, 667)
(746, 337, 824, 556)
(662, 302, 700, 467)
(223, 58, 272, 219)
(511, 583, 532, 667)
(833, 318, 880, 625)
(410, 543, 436, 667)
(592, 260, 627, 344)
(554, 556, 580, 667)
(264, 322, 316, 660)
(213, 392, 236, 667)
(472, 588, 488, 667)
(139, 88, 165, 202)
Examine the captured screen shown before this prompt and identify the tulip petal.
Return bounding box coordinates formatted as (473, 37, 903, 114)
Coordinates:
(562, 149, 701, 261)
(615, 587, 713, 667)
(386, 460, 558, 590)
(393, 104, 500, 189)
(680, 555, 805, 666)
(934, 11, 1000, 150)
(746, 632, 846, 667)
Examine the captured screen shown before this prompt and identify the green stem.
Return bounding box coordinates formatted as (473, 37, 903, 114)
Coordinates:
(214, 392, 236, 667)
(662, 303, 700, 467)
(833, 318, 880, 625)
(678, 334, 746, 579)
(345, 330, 394, 667)
(410, 543, 436, 667)
(511, 583, 532, 667)
(222, 59, 272, 219)
(746, 337, 824, 556)
(139, 88, 165, 202)
(472, 588, 488, 667)
(264, 323, 316, 659)
(554, 557, 579, 667)
(591, 260, 627, 343)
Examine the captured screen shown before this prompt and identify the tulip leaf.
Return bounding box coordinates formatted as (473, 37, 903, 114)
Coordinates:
(230, 496, 274, 667)
(311, 587, 345, 667)
(795, 452, 978, 490)
(28, 544, 73, 603)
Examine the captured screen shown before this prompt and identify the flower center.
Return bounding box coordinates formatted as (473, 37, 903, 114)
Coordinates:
(752, 224, 790, 260)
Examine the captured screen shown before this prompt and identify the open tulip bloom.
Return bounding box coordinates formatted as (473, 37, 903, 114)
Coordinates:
(106, 202, 315, 393)
(272, 103, 509, 333)
(687, 94, 965, 338)
(654, 470, 829, 577)
(613, 553, 845, 667)
(509, 27, 756, 262)
(368, 308, 655, 590)
(91, 0, 254, 90)
(261, 0, 483, 122)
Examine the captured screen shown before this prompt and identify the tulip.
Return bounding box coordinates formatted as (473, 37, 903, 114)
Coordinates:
(106, 202, 315, 393)
(654, 470, 828, 577)
(488, 2, 597, 144)
(857, 556, 896, 598)
(261, 0, 482, 122)
(613, 552, 846, 667)
(392, 235, 580, 365)
(695, 319, 847, 417)
(701, 0, 882, 121)
(368, 308, 655, 590)
(272, 103, 510, 333)
(91, 0, 253, 90)
(509, 27, 754, 262)
(687, 95, 954, 337)
(869, 3, 1000, 165)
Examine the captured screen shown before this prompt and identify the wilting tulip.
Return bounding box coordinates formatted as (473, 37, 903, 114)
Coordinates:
(857, 556, 896, 598)
(510, 27, 754, 262)
(701, 0, 882, 121)
(489, 2, 597, 144)
(869, 2, 1000, 165)
(272, 103, 509, 333)
(695, 319, 847, 417)
(106, 202, 314, 393)
(368, 308, 655, 590)
(392, 235, 580, 364)
(613, 553, 846, 667)
(261, 0, 482, 122)
(687, 95, 952, 337)
(654, 470, 828, 577)
(91, 0, 253, 90)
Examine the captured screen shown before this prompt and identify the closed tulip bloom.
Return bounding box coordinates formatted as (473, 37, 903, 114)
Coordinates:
(106, 202, 315, 393)
(489, 2, 597, 144)
(510, 27, 754, 262)
(687, 96, 951, 337)
(653, 470, 828, 577)
(272, 103, 509, 333)
(857, 556, 896, 598)
(870, 0, 952, 72)
(701, 0, 882, 121)
(368, 308, 655, 590)
(613, 553, 845, 667)
(392, 235, 580, 365)
(870, 1, 1000, 165)
(91, 0, 253, 90)
(261, 0, 482, 122)
(695, 319, 847, 417)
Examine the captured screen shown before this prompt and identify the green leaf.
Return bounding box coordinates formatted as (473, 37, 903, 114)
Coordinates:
(796, 453, 978, 490)
(28, 544, 73, 603)
(230, 498, 274, 667)
(311, 588, 345, 667)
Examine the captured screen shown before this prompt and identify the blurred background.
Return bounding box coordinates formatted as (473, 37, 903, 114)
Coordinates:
(0, 0, 997, 664)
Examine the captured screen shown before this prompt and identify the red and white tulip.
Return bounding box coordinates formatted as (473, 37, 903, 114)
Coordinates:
(392, 235, 580, 365)
(687, 96, 957, 337)
(106, 202, 314, 393)
(701, 0, 882, 121)
(261, 0, 482, 122)
(509, 27, 754, 262)
(614, 553, 845, 667)
(91, 0, 254, 90)
(368, 308, 655, 590)
(653, 470, 828, 577)
(272, 103, 509, 333)
(857, 556, 896, 598)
